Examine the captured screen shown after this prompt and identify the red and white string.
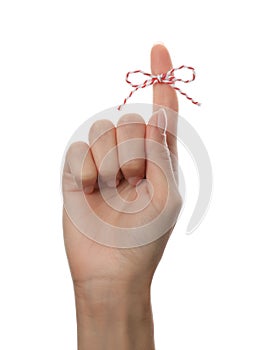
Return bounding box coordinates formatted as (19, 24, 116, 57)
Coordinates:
(118, 65, 200, 110)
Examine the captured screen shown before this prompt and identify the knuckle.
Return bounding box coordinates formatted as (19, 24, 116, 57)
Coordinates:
(171, 191, 183, 212)
(67, 141, 88, 157)
(89, 119, 115, 142)
(118, 113, 145, 126)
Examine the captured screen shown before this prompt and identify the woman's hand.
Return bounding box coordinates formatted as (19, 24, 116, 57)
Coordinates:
(62, 44, 182, 350)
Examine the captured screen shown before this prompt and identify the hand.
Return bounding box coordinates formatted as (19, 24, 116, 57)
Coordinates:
(62, 44, 182, 350)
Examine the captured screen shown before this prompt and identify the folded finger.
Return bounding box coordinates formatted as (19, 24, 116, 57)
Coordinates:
(65, 141, 97, 194)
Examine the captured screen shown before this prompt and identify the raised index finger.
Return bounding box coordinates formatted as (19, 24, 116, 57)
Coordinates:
(151, 44, 179, 166)
(151, 44, 178, 112)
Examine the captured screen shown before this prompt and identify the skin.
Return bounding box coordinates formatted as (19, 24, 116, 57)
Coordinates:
(63, 44, 182, 350)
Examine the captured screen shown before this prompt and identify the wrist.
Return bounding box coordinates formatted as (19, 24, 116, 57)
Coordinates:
(74, 280, 155, 350)
(75, 279, 152, 318)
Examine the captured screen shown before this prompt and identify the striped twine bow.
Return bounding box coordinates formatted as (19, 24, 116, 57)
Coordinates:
(118, 65, 200, 110)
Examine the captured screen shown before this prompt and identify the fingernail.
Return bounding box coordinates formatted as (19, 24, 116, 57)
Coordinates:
(72, 175, 82, 190)
(157, 108, 167, 134)
(128, 177, 142, 186)
(106, 179, 120, 188)
(153, 41, 165, 47)
(83, 185, 94, 194)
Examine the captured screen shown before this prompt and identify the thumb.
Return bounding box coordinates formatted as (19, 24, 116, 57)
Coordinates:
(145, 108, 177, 187)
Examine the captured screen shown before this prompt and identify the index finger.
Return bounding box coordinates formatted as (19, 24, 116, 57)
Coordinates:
(151, 44, 178, 112)
(151, 44, 179, 165)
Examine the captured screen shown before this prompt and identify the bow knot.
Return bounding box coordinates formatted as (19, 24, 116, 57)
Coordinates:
(156, 74, 163, 83)
(118, 65, 200, 110)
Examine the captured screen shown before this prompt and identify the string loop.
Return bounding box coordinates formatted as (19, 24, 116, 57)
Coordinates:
(118, 65, 200, 110)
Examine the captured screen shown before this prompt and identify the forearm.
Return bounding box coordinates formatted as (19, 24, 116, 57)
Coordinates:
(74, 282, 155, 350)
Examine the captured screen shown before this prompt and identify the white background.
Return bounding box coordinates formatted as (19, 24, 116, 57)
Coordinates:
(0, 0, 273, 349)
